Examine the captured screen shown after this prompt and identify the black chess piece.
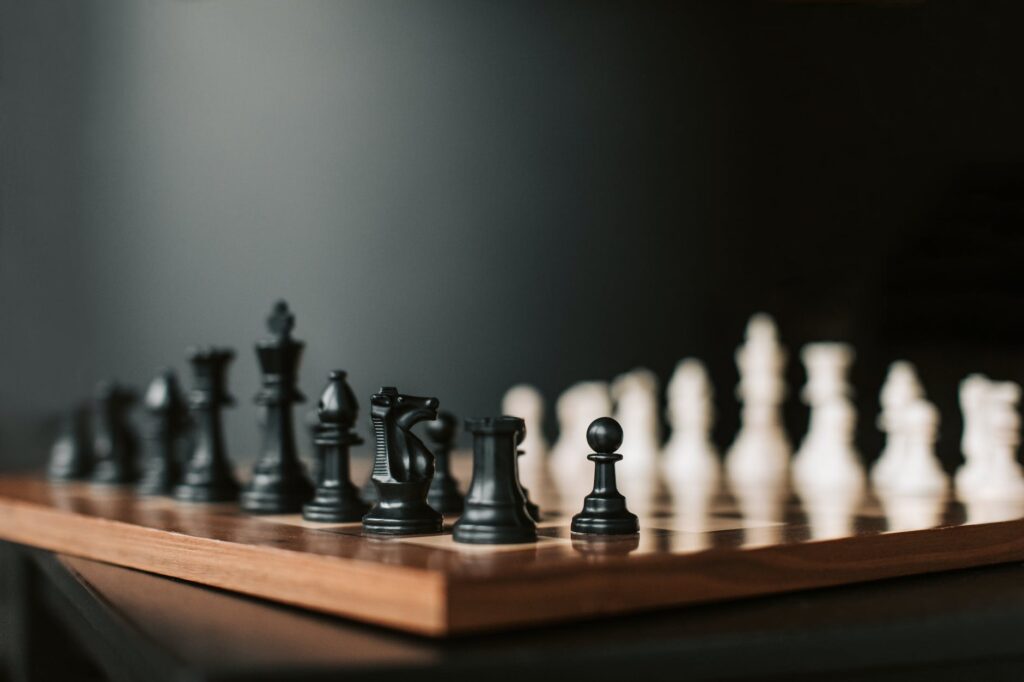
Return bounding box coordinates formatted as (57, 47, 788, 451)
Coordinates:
(304, 409, 323, 485)
(48, 405, 93, 481)
(174, 347, 240, 503)
(513, 421, 541, 522)
(90, 381, 139, 485)
(571, 417, 639, 536)
(302, 371, 369, 522)
(425, 411, 464, 514)
(137, 369, 189, 496)
(453, 416, 537, 545)
(361, 387, 442, 535)
(360, 468, 378, 505)
(241, 301, 314, 513)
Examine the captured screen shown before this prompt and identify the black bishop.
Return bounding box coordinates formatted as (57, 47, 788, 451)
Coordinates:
(302, 370, 368, 522)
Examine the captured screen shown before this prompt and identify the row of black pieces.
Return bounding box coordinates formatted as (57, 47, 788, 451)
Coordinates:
(46, 368, 462, 520)
(47, 299, 635, 540)
(49, 301, 316, 512)
(48, 380, 636, 540)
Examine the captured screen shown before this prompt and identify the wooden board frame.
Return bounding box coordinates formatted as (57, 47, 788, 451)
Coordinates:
(3, 475, 1024, 636)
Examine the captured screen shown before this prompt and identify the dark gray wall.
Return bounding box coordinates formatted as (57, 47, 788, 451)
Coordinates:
(3, 0, 1024, 470)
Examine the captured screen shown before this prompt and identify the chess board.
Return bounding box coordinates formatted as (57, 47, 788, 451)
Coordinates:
(2, 456, 1024, 637)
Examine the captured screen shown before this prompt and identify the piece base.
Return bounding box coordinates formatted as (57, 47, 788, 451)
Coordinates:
(570, 513, 639, 536)
(240, 489, 312, 514)
(174, 482, 240, 504)
(452, 524, 537, 545)
(302, 499, 368, 523)
(426, 490, 465, 515)
(361, 515, 444, 536)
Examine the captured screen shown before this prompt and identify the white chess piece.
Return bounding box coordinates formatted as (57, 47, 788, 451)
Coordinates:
(662, 359, 720, 488)
(792, 399, 865, 492)
(800, 478, 863, 540)
(792, 343, 860, 489)
(971, 381, 1024, 500)
(870, 361, 924, 489)
(880, 491, 945, 532)
(669, 481, 716, 552)
(954, 374, 991, 497)
(886, 399, 947, 496)
(550, 381, 612, 499)
(611, 369, 661, 481)
(501, 384, 549, 491)
(733, 480, 786, 548)
(725, 313, 791, 488)
(799, 343, 854, 406)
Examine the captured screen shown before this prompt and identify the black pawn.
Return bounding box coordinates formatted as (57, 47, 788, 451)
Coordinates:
(241, 301, 314, 513)
(571, 417, 639, 536)
(425, 411, 464, 514)
(137, 369, 188, 495)
(174, 347, 240, 503)
(302, 371, 369, 522)
(513, 421, 541, 522)
(453, 417, 537, 545)
(361, 387, 442, 535)
(90, 382, 139, 485)
(48, 405, 93, 481)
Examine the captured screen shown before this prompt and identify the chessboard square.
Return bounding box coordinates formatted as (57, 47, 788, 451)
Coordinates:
(652, 515, 786, 533)
(401, 533, 571, 553)
(256, 513, 360, 530)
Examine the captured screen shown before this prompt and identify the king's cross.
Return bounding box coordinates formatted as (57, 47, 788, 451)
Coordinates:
(267, 300, 295, 338)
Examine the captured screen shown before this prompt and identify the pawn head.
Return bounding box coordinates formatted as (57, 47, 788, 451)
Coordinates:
(424, 410, 457, 445)
(587, 417, 622, 454)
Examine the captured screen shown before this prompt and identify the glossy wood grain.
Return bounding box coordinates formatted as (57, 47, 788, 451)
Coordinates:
(3, 473, 1024, 636)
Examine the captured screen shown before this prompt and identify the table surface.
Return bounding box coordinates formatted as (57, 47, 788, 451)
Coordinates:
(5, 541, 1024, 682)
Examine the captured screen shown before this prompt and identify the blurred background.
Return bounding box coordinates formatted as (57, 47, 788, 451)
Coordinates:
(3, 0, 1024, 471)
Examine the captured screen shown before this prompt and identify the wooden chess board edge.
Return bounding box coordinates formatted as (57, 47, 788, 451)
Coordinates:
(441, 519, 1024, 634)
(0, 497, 451, 636)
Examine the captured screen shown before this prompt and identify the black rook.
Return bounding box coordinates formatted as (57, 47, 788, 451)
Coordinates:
(453, 416, 537, 545)
(174, 348, 240, 503)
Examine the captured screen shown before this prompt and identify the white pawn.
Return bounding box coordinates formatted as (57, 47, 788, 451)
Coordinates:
(611, 368, 661, 484)
(725, 313, 790, 488)
(954, 374, 992, 497)
(792, 399, 864, 492)
(870, 361, 924, 489)
(501, 384, 549, 493)
(792, 343, 858, 487)
(972, 381, 1024, 500)
(662, 359, 720, 488)
(550, 381, 612, 498)
(886, 399, 947, 496)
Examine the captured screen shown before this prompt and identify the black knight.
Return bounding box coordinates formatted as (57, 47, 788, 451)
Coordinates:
(361, 387, 442, 535)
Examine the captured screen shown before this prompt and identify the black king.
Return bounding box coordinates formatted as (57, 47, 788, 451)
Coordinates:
(240, 301, 314, 513)
(361, 387, 442, 535)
